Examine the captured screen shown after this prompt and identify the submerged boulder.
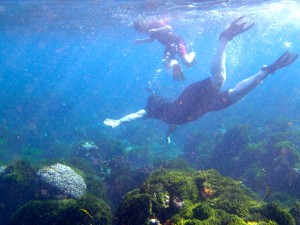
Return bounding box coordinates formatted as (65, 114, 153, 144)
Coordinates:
(115, 169, 296, 225)
(9, 195, 113, 225)
(37, 163, 86, 199)
(0, 160, 37, 225)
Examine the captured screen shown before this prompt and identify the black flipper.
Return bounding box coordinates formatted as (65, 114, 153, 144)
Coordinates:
(173, 64, 185, 81)
(262, 51, 299, 74)
(220, 16, 255, 41)
(145, 87, 155, 95)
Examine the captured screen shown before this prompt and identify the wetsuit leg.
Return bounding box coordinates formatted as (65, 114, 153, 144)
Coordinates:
(228, 51, 298, 102)
(228, 69, 269, 103)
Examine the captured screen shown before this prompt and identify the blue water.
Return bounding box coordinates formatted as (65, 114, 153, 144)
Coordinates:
(0, 0, 300, 160)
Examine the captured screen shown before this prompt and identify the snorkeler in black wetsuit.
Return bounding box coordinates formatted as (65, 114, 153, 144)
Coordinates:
(104, 17, 298, 142)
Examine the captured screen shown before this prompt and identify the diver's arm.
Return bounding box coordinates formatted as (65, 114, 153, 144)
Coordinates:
(135, 37, 154, 44)
(104, 109, 147, 128)
(148, 25, 173, 38)
(150, 25, 172, 33)
(135, 25, 172, 45)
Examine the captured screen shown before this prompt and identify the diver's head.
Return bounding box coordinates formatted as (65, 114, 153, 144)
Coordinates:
(133, 20, 148, 33)
(133, 20, 141, 31)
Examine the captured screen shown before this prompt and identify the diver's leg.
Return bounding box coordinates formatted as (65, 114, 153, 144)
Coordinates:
(228, 51, 298, 103)
(163, 48, 184, 80)
(181, 52, 196, 67)
(210, 17, 255, 90)
(210, 37, 228, 90)
(163, 48, 178, 68)
(178, 39, 196, 67)
(228, 69, 268, 103)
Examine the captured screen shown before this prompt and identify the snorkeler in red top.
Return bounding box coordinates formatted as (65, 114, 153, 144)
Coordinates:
(134, 20, 196, 80)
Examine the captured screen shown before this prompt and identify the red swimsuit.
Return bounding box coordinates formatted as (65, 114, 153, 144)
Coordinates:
(148, 21, 188, 57)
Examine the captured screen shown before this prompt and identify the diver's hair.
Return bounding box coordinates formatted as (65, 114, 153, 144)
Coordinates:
(133, 20, 142, 31)
(133, 20, 154, 31)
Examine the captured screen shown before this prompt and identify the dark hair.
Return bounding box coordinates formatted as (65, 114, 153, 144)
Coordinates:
(133, 21, 141, 31)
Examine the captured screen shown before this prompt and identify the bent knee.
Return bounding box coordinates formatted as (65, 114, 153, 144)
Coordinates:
(181, 53, 195, 66)
(227, 89, 240, 104)
(210, 75, 225, 89)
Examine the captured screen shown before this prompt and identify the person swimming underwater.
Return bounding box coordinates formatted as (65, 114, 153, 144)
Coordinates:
(105, 17, 298, 143)
(134, 19, 196, 81)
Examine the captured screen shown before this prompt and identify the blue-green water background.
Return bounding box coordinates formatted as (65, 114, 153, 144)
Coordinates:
(0, 0, 300, 162)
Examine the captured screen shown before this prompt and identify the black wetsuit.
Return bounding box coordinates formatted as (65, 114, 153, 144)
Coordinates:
(145, 78, 233, 125)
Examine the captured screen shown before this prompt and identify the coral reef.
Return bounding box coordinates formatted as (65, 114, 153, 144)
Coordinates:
(37, 163, 87, 199)
(1, 122, 300, 225)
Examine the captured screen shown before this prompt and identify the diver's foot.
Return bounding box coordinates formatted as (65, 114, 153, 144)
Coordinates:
(173, 64, 185, 81)
(220, 16, 255, 41)
(262, 51, 299, 74)
(188, 52, 196, 67)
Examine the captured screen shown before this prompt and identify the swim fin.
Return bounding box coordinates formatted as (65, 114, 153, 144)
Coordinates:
(145, 87, 155, 95)
(262, 51, 299, 74)
(173, 64, 185, 81)
(220, 16, 255, 41)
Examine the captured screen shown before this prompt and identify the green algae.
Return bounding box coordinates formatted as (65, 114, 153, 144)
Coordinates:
(9, 195, 112, 225)
(115, 168, 290, 225)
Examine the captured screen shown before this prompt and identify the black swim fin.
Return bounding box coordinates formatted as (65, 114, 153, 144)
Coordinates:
(220, 16, 255, 41)
(262, 51, 299, 74)
(145, 87, 155, 95)
(173, 64, 185, 81)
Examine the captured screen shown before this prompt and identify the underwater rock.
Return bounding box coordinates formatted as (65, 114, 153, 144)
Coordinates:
(9, 195, 113, 225)
(261, 202, 296, 225)
(76, 141, 99, 159)
(0, 160, 38, 225)
(209, 126, 251, 179)
(74, 141, 105, 169)
(37, 163, 86, 199)
(147, 218, 161, 225)
(115, 168, 296, 225)
(290, 201, 300, 225)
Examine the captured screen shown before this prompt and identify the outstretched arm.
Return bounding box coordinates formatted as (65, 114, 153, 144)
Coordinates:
(135, 37, 154, 44)
(150, 25, 172, 33)
(135, 25, 172, 45)
(103, 109, 147, 128)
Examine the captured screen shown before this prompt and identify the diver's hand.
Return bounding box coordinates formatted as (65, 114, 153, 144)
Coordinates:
(103, 119, 121, 128)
